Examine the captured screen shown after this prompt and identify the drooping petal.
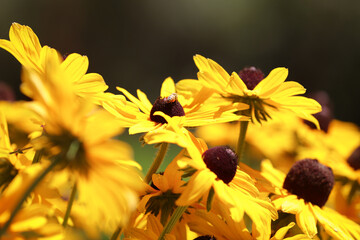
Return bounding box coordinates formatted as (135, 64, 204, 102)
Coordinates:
(296, 204, 317, 238)
(61, 53, 89, 83)
(176, 169, 215, 206)
(160, 77, 176, 98)
(254, 68, 288, 98)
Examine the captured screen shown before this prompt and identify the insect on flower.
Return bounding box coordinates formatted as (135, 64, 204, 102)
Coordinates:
(163, 93, 178, 103)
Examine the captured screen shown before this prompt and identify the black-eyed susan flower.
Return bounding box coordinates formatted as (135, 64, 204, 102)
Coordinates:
(261, 159, 360, 239)
(124, 214, 176, 240)
(140, 159, 185, 226)
(188, 201, 307, 240)
(0, 23, 110, 104)
(0, 163, 64, 239)
(177, 55, 321, 162)
(1, 52, 144, 235)
(178, 55, 321, 126)
(144, 120, 277, 239)
(102, 77, 248, 135)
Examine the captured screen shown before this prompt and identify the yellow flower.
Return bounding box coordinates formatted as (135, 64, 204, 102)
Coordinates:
(0, 23, 109, 104)
(19, 52, 144, 232)
(139, 158, 185, 225)
(124, 214, 176, 240)
(188, 201, 307, 240)
(0, 112, 34, 192)
(332, 183, 360, 224)
(103, 77, 247, 135)
(177, 55, 321, 126)
(0, 164, 64, 239)
(144, 120, 277, 239)
(261, 159, 360, 239)
(312, 121, 360, 183)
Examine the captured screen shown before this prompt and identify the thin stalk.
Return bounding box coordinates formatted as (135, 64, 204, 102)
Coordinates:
(236, 121, 249, 164)
(111, 226, 122, 240)
(62, 182, 77, 227)
(158, 206, 187, 240)
(144, 143, 169, 184)
(347, 180, 359, 205)
(0, 156, 61, 236)
(32, 149, 44, 164)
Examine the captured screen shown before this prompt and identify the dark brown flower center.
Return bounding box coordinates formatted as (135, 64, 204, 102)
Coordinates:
(150, 93, 185, 124)
(202, 146, 237, 184)
(347, 146, 360, 170)
(238, 67, 265, 90)
(283, 159, 334, 207)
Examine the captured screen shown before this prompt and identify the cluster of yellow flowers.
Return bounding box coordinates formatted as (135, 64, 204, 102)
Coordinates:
(0, 23, 359, 240)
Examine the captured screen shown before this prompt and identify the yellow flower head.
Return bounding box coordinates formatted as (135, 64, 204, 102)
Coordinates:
(188, 201, 307, 240)
(144, 121, 277, 239)
(0, 164, 64, 239)
(140, 158, 185, 225)
(125, 214, 176, 240)
(103, 77, 248, 136)
(177, 55, 321, 127)
(262, 159, 360, 239)
(0, 23, 109, 104)
(19, 52, 144, 232)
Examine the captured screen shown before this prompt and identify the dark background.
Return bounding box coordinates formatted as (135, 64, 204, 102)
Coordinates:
(1, 0, 359, 125)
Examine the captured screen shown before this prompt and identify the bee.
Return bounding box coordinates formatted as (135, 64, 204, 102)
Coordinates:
(163, 93, 178, 103)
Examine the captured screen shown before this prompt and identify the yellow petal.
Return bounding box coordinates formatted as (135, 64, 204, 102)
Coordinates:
(313, 206, 360, 240)
(271, 222, 295, 240)
(228, 72, 248, 94)
(176, 169, 215, 206)
(117, 87, 151, 114)
(255, 67, 288, 98)
(7, 23, 42, 70)
(160, 77, 176, 98)
(61, 53, 89, 83)
(296, 204, 317, 238)
(74, 73, 108, 93)
(129, 120, 157, 135)
(270, 81, 306, 99)
(137, 89, 153, 111)
(280, 195, 303, 214)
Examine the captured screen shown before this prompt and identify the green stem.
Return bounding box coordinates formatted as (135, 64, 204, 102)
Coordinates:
(144, 143, 169, 184)
(158, 206, 187, 240)
(236, 121, 249, 164)
(0, 156, 61, 236)
(62, 182, 77, 227)
(110, 226, 122, 240)
(347, 181, 359, 205)
(32, 149, 43, 164)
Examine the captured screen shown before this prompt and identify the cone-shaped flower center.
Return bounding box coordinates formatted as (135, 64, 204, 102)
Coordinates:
(304, 91, 333, 132)
(239, 67, 264, 90)
(283, 159, 334, 207)
(202, 146, 237, 184)
(194, 236, 217, 240)
(347, 146, 360, 170)
(150, 93, 185, 124)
